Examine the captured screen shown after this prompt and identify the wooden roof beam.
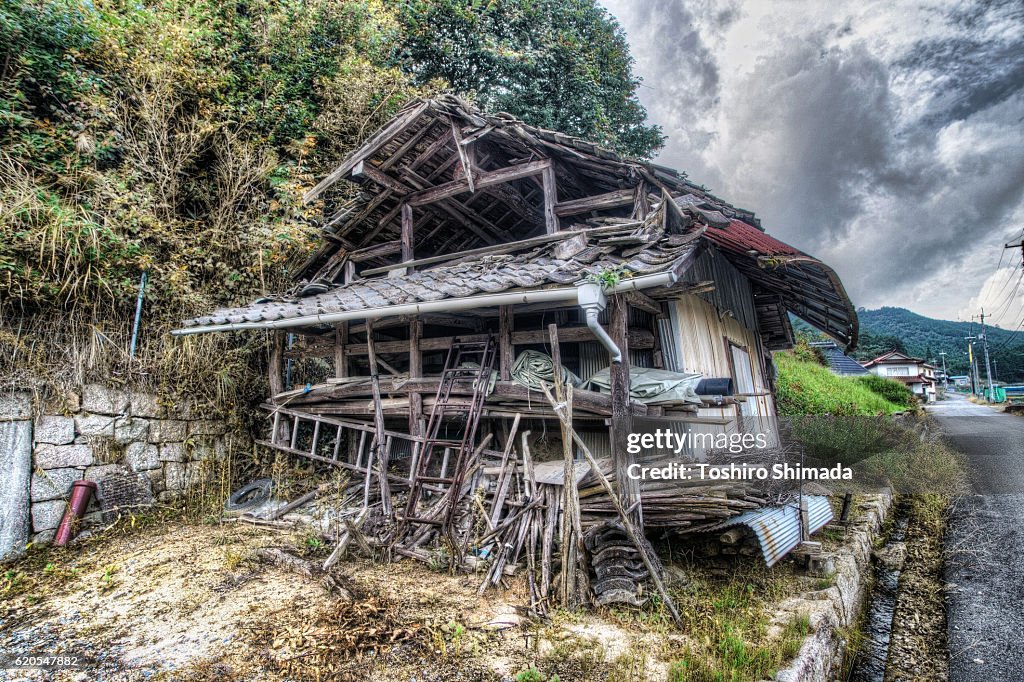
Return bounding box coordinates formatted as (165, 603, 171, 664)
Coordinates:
(404, 159, 552, 207)
(554, 187, 635, 217)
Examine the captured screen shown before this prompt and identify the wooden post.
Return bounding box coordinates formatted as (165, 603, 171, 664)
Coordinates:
(401, 203, 414, 269)
(632, 182, 650, 220)
(269, 331, 285, 399)
(609, 295, 642, 526)
(542, 385, 682, 628)
(541, 163, 558, 233)
(549, 324, 588, 607)
(499, 306, 514, 381)
(409, 319, 423, 437)
(365, 318, 392, 517)
(334, 322, 349, 378)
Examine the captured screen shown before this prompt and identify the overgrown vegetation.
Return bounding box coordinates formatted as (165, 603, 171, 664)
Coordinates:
(0, 0, 659, 410)
(775, 351, 908, 416)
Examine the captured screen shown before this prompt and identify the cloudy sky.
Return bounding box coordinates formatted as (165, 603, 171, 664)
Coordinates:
(601, 0, 1024, 327)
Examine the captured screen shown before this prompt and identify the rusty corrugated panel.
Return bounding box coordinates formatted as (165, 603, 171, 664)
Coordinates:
(705, 496, 833, 567)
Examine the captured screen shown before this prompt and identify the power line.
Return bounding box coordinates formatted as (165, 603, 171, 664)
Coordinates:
(990, 269, 1024, 324)
(990, 316, 1024, 354)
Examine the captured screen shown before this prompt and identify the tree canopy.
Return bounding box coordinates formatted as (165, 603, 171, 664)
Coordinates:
(395, 0, 664, 158)
(0, 0, 663, 403)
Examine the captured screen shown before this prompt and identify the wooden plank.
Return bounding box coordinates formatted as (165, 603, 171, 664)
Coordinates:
(404, 159, 552, 207)
(450, 118, 475, 194)
(499, 306, 514, 381)
(334, 323, 348, 378)
(342, 327, 656, 356)
(379, 119, 436, 171)
(542, 386, 682, 626)
(352, 159, 411, 195)
(360, 223, 629, 277)
(609, 295, 642, 526)
(269, 331, 285, 398)
(365, 318, 392, 516)
(400, 203, 414, 266)
(541, 162, 558, 233)
(409, 319, 423, 437)
(554, 188, 634, 217)
(350, 240, 401, 262)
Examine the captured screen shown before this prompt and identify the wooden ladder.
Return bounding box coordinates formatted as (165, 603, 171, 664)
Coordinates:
(402, 337, 496, 530)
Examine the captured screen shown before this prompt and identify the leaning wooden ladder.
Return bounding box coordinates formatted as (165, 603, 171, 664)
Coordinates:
(402, 337, 496, 534)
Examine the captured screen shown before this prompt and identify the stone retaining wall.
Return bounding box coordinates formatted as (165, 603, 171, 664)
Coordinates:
(773, 493, 892, 681)
(0, 386, 248, 560)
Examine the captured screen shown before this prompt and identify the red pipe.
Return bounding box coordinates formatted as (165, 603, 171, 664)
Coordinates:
(54, 480, 98, 547)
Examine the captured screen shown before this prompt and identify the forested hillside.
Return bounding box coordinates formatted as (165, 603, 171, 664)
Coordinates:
(0, 0, 661, 407)
(796, 308, 1024, 383)
(858, 307, 1024, 383)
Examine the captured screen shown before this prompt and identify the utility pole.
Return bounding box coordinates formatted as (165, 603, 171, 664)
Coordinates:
(975, 309, 995, 402)
(964, 335, 978, 395)
(939, 350, 948, 389)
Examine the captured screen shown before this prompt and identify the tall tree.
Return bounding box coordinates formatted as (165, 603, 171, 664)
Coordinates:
(395, 0, 664, 158)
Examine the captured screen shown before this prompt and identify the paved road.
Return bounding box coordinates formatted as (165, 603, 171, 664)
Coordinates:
(927, 393, 1024, 681)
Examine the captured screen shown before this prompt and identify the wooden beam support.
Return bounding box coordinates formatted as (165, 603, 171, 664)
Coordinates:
(404, 159, 552, 207)
(401, 203, 414, 266)
(341, 326, 656, 357)
(450, 118, 475, 193)
(349, 240, 401, 262)
(409, 319, 423, 436)
(365, 318, 392, 517)
(360, 224, 629, 277)
(554, 188, 635, 217)
(541, 162, 558, 233)
(608, 295, 642, 526)
(269, 331, 285, 399)
(303, 101, 428, 203)
(334, 323, 349, 378)
(351, 159, 411, 195)
(499, 306, 514, 381)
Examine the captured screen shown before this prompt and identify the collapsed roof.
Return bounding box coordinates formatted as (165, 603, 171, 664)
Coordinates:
(176, 96, 857, 347)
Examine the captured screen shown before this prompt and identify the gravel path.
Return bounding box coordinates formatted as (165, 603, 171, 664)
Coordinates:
(927, 393, 1024, 681)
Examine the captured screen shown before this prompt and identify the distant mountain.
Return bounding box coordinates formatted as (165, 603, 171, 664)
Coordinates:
(792, 307, 1024, 383)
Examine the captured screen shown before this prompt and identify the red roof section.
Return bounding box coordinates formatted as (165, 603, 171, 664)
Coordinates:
(704, 219, 802, 257)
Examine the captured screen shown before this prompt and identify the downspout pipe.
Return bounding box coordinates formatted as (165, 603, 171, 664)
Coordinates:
(576, 281, 621, 364)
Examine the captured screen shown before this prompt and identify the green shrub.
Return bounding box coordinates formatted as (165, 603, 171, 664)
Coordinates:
(855, 374, 915, 408)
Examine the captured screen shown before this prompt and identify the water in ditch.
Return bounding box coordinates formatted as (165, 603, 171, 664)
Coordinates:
(847, 516, 908, 681)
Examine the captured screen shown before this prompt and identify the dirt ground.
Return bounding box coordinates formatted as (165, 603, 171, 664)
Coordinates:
(0, 520, 673, 682)
(0, 516, 835, 682)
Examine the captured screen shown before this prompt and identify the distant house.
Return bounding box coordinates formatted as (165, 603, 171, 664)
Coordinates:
(948, 375, 971, 389)
(809, 340, 869, 376)
(863, 351, 935, 401)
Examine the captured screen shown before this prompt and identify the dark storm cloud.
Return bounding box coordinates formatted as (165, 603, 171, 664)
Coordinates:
(607, 0, 739, 180)
(900, 0, 1024, 125)
(603, 0, 1024, 320)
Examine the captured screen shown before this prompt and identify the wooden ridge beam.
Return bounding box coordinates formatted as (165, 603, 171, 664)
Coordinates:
(553, 187, 635, 217)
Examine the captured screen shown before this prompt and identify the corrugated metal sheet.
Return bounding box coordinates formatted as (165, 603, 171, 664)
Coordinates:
(577, 342, 606, 384)
(705, 219, 800, 258)
(706, 496, 833, 567)
(657, 315, 682, 372)
(680, 248, 758, 332)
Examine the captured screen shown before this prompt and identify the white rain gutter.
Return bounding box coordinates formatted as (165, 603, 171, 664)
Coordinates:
(171, 270, 676, 337)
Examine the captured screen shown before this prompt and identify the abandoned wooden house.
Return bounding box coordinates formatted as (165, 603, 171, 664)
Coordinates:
(173, 96, 857, 609)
